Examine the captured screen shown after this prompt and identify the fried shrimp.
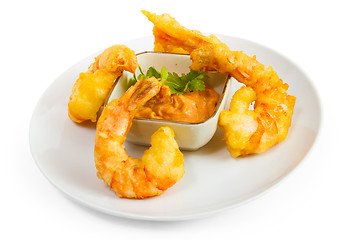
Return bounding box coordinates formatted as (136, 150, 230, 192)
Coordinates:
(143, 11, 296, 157)
(190, 44, 296, 157)
(94, 77, 185, 198)
(68, 44, 137, 123)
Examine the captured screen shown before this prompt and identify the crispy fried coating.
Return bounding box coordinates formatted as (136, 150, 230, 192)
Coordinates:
(218, 87, 259, 157)
(141, 10, 220, 54)
(68, 44, 137, 123)
(68, 70, 118, 122)
(142, 126, 185, 191)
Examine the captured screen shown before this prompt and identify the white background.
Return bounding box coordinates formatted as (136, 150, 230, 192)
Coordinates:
(2, 0, 359, 239)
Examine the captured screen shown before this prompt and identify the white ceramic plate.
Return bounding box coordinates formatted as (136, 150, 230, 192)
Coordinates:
(29, 35, 321, 221)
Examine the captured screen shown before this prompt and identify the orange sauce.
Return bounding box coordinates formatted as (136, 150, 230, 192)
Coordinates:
(135, 84, 219, 123)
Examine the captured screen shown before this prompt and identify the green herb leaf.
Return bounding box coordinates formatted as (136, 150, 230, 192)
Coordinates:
(129, 66, 207, 94)
(160, 66, 168, 84)
(189, 78, 206, 91)
(128, 73, 138, 87)
(138, 65, 145, 75)
(146, 66, 161, 79)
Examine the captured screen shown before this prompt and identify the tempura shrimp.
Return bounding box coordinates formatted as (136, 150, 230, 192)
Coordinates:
(68, 44, 137, 123)
(143, 11, 296, 157)
(190, 43, 296, 156)
(94, 77, 185, 198)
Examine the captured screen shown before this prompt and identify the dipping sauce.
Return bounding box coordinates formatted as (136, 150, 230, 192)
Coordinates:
(135, 84, 219, 123)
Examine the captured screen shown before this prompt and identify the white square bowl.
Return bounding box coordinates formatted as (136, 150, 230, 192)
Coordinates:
(106, 51, 231, 150)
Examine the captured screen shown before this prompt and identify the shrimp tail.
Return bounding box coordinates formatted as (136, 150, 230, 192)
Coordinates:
(141, 10, 220, 54)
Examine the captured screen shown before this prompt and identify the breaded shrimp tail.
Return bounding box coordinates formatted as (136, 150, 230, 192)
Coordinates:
(141, 10, 220, 54)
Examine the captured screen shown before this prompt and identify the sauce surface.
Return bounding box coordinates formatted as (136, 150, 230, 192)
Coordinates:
(135, 84, 219, 123)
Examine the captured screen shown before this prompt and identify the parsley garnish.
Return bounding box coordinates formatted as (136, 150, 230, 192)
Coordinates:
(130, 66, 206, 94)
